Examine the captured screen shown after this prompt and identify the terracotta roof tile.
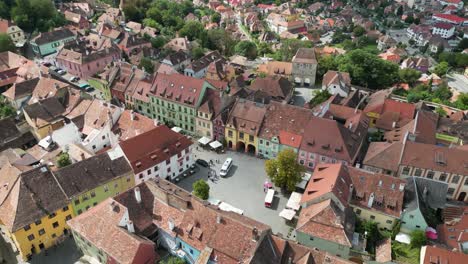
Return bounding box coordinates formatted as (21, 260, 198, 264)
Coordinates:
(151, 73, 206, 107)
(112, 110, 157, 141)
(118, 126, 192, 173)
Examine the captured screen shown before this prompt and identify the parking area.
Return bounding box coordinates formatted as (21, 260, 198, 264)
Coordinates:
(176, 148, 296, 239)
(447, 73, 468, 94)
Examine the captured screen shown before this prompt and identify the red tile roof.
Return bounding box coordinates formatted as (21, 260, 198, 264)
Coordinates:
(434, 22, 455, 30)
(112, 110, 158, 141)
(227, 99, 266, 136)
(279, 131, 302, 148)
(118, 125, 192, 173)
(363, 141, 403, 172)
(67, 198, 158, 263)
(151, 73, 207, 107)
(421, 246, 468, 264)
(433, 13, 466, 24)
(348, 166, 406, 218)
(437, 206, 468, 251)
(299, 116, 367, 164)
(297, 199, 353, 247)
(301, 164, 352, 207)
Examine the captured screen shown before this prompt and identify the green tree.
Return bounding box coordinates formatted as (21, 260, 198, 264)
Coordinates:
(138, 57, 154, 74)
(398, 68, 421, 86)
(337, 49, 400, 89)
(404, 16, 414, 24)
(309, 90, 332, 108)
(206, 29, 236, 56)
(0, 95, 15, 118)
(265, 149, 305, 192)
(257, 42, 272, 56)
(410, 230, 427, 248)
(433, 61, 449, 77)
(0, 34, 15, 52)
(151, 36, 167, 49)
(193, 179, 210, 200)
(234, 41, 257, 60)
(179, 21, 205, 41)
(435, 106, 447, 117)
(353, 25, 366, 37)
(275, 38, 312, 61)
(211, 12, 221, 24)
(356, 220, 382, 254)
(433, 84, 453, 101)
(57, 152, 71, 168)
(160, 256, 186, 264)
(317, 55, 338, 80)
(191, 46, 205, 60)
(454, 93, 468, 110)
(457, 38, 468, 51)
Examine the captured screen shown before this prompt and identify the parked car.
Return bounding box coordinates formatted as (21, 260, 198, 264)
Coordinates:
(196, 159, 209, 167)
(57, 69, 66, 75)
(42, 62, 52, 67)
(85, 87, 94, 92)
(69, 76, 79, 82)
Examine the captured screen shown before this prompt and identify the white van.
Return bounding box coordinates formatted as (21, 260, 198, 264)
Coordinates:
(220, 158, 233, 177)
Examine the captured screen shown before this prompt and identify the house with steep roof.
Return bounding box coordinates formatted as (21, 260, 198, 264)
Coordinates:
(401, 56, 430, 73)
(23, 97, 67, 139)
(364, 98, 416, 130)
(30, 28, 76, 57)
(2, 78, 39, 109)
(184, 51, 224, 79)
(53, 152, 134, 216)
(56, 36, 121, 79)
(437, 206, 468, 253)
(0, 118, 36, 151)
(420, 245, 468, 264)
(249, 76, 294, 103)
(363, 136, 468, 202)
(69, 178, 279, 264)
(112, 110, 158, 142)
(256, 61, 292, 79)
(322, 71, 351, 97)
(195, 89, 235, 140)
(27, 77, 70, 104)
(377, 35, 397, 51)
(257, 101, 313, 159)
(0, 51, 39, 87)
(347, 166, 406, 230)
(0, 165, 73, 260)
(164, 37, 192, 52)
(149, 73, 218, 135)
(116, 125, 193, 183)
(384, 109, 438, 144)
(68, 198, 158, 264)
(297, 114, 368, 170)
(161, 50, 191, 72)
(0, 19, 25, 47)
(401, 177, 448, 233)
(225, 98, 266, 154)
(297, 164, 364, 259)
(64, 10, 90, 29)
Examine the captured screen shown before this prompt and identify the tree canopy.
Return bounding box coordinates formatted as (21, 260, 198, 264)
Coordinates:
(193, 179, 210, 200)
(234, 41, 257, 60)
(0, 34, 15, 53)
(7, 0, 66, 32)
(433, 62, 449, 77)
(410, 230, 427, 248)
(309, 90, 332, 108)
(265, 149, 304, 192)
(57, 152, 71, 168)
(337, 49, 400, 89)
(398, 68, 421, 86)
(138, 58, 154, 74)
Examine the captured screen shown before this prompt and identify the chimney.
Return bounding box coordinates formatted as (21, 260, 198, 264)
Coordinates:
(392, 121, 397, 128)
(126, 220, 135, 233)
(153, 118, 159, 127)
(252, 227, 259, 241)
(367, 192, 375, 208)
(80, 152, 85, 161)
(348, 121, 353, 130)
(216, 215, 222, 224)
(134, 187, 141, 203)
(168, 218, 175, 231)
(348, 184, 354, 203)
(130, 111, 135, 121)
(54, 83, 59, 90)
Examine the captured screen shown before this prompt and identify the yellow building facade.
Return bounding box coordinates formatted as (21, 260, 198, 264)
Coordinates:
(4, 205, 74, 260)
(225, 127, 258, 154)
(352, 206, 398, 231)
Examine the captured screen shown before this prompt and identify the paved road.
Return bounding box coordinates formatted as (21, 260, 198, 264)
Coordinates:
(177, 149, 296, 239)
(447, 73, 468, 94)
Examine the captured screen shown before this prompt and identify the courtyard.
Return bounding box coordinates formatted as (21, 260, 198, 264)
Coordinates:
(176, 148, 296, 239)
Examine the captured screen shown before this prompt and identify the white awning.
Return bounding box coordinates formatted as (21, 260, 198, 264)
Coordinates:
(279, 209, 296, 220)
(209, 140, 222, 149)
(171, 127, 182, 133)
(198, 136, 211, 145)
(286, 192, 302, 211)
(219, 202, 244, 215)
(395, 233, 411, 244)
